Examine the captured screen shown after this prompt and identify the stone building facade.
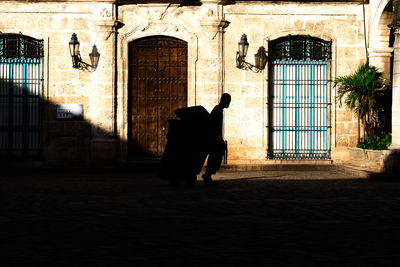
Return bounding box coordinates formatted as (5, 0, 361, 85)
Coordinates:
(0, 0, 397, 167)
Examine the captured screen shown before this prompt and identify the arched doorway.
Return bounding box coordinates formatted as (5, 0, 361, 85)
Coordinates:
(0, 34, 43, 158)
(128, 36, 188, 158)
(268, 36, 332, 159)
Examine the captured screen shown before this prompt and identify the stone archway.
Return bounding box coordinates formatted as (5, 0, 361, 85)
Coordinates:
(369, 0, 393, 79)
(128, 36, 188, 158)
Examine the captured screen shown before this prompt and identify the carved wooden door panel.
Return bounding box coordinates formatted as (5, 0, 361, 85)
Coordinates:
(129, 36, 187, 158)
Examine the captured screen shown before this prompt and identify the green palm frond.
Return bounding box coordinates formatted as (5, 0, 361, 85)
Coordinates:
(333, 63, 389, 138)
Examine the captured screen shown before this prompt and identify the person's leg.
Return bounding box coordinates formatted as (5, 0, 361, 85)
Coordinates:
(202, 150, 223, 185)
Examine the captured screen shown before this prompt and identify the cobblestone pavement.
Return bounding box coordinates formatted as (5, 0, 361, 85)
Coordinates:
(1, 169, 400, 266)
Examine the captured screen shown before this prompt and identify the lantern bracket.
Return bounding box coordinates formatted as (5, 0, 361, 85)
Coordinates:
(235, 34, 267, 73)
(69, 33, 100, 72)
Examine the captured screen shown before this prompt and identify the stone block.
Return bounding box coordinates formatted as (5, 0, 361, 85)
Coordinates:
(228, 147, 265, 161)
(227, 147, 244, 160)
(225, 122, 242, 136)
(45, 136, 90, 166)
(294, 19, 305, 30)
(61, 18, 70, 29)
(331, 146, 350, 163)
(336, 134, 349, 147)
(57, 83, 78, 95)
(52, 44, 68, 58)
(64, 121, 85, 136)
(335, 122, 347, 136)
(305, 20, 316, 33)
(336, 110, 354, 123)
(382, 151, 400, 174)
(58, 71, 77, 84)
(96, 121, 113, 135)
(244, 71, 260, 83)
(78, 71, 92, 83)
(0, 16, 17, 30)
(66, 96, 89, 107)
(56, 57, 71, 71)
(245, 97, 260, 108)
(90, 138, 118, 163)
(71, 18, 89, 31)
(226, 136, 245, 147)
(49, 96, 66, 105)
(348, 135, 358, 147)
(78, 32, 91, 43)
(343, 121, 358, 135)
(47, 122, 65, 136)
(95, 83, 113, 96)
(99, 96, 113, 109)
(225, 70, 243, 84)
(248, 135, 263, 148)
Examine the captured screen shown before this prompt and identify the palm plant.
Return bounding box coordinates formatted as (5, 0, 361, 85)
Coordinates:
(334, 63, 389, 140)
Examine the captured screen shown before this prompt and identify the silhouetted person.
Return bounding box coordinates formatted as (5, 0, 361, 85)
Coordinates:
(202, 93, 231, 186)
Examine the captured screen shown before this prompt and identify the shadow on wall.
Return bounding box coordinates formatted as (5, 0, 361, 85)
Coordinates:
(367, 150, 400, 180)
(0, 79, 124, 168)
(382, 150, 400, 175)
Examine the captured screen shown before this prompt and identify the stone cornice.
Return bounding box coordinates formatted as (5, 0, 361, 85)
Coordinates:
(368, 47, 394, 58)
(2, 0, 365, 3)
(3, 0, 115, 2)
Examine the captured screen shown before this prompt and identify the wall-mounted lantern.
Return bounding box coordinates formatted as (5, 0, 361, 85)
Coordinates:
(236, 34, 267, 73)
(69, 33, 100, 71)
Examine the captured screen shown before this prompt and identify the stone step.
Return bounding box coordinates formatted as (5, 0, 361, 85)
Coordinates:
(124, 159, 335, 172)
(219, 163, 335, 172)
(0, 158, 377, 178)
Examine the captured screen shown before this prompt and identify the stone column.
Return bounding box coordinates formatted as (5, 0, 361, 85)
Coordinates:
(368, 47, 393, 80)
(89, 17, 119, 164)
(199, 0, 229, 109)
(390, 28, 400, 150)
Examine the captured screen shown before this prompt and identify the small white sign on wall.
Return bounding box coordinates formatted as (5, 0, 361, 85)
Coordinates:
(56, 104, 83, 120)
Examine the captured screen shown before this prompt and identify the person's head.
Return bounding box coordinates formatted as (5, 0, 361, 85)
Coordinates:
(220, 93, 231, 109)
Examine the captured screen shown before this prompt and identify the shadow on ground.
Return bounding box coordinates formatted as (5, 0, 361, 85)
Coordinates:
(1, 170, 400, 266)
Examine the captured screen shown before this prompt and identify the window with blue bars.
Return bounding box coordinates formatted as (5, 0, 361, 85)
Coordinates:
(0, 34, 43, 157)
(268, 36, 331, 160)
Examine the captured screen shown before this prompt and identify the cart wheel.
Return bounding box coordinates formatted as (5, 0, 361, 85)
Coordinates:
(186, 175, 197, 185)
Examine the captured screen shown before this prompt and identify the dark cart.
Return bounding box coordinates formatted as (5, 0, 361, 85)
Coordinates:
(158, 106, 210, 185)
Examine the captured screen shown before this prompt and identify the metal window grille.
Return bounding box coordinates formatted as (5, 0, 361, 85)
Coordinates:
(0, 34, 43, 157)
(268, 36, 331, 160)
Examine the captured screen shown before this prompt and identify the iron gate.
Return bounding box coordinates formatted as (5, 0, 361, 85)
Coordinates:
(0, 34, 43, 157)
(268, 36, 331, 159)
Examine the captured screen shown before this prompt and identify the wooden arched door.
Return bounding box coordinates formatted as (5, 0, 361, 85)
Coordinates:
(128, 36, 188, 158)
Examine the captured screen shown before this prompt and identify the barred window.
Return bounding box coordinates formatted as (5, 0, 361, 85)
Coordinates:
(269, 36, 331, 61)
(0, 34, 43, 59)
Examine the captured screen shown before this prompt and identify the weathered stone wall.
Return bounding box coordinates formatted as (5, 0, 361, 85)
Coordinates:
(117, 1, 367, 163)
(1, 0, 386, 165)
(223, 2, 366, 162)
(0, 1, 116, 166)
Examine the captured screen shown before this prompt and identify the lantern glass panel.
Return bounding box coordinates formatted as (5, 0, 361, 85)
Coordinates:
(69, 42, 80, 57)
(89, 45, 100, 68)
(238, 34, 249, 57)
(238, 43, 249, 57)
(69, 33, 80, 57)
